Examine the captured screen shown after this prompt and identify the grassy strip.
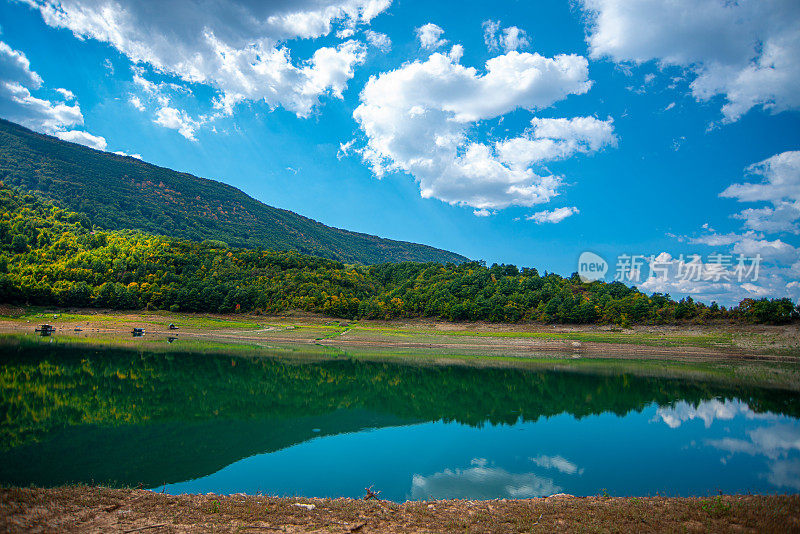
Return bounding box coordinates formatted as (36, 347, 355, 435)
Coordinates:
(1, 311, 732, 347)
(1, 310, 265, 330)
(3, 307, 798, 355)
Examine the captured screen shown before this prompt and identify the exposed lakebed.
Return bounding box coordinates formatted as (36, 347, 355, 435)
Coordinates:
(1, 337, 798, 501)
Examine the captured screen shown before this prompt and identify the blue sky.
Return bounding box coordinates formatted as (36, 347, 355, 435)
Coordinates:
(1, 0, 799, 305)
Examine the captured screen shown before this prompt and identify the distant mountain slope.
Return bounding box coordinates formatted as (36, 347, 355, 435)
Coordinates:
(0, 119, 467, 264)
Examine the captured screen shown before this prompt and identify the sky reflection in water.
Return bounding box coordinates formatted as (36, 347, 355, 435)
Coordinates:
(1, 340, 798, 501)
(163, 399, 800, 500)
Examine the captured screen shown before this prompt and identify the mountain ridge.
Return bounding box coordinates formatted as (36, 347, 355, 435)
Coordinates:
(0, 118, 468, 265)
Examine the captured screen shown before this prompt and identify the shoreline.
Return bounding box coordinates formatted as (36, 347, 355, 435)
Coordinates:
(3, 307, 799, 393)
(2, 486, 798, 533)
(1, 307, 799, 362)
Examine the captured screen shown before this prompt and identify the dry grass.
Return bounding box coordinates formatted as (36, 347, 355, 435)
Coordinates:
(2, 487, 799, 533)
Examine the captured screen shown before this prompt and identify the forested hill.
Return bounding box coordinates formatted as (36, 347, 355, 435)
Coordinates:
(0, 119, 467, 265)
(1, 187, 796, 324)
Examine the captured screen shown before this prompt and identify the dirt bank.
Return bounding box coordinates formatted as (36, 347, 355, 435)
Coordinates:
(2, 487, 798, 533)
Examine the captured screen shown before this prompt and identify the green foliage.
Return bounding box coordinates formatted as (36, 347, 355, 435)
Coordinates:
(0, 118, 467, 265)
(735, 297, 797, 324)
(701, 496, 732, 517)
(0, 187, 796, 324)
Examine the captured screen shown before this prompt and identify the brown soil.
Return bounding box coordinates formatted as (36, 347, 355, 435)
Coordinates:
(2, 487, 798, 533)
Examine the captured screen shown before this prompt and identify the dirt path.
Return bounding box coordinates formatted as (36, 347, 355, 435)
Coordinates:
(2, 487, 798, 533)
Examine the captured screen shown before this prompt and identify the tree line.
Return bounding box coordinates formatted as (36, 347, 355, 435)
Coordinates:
(0, 187, 797, 324)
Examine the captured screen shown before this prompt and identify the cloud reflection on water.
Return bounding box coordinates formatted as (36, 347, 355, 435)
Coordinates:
(411, 454, 586, 500)
(656, 398, 800, 491)
(708, 423, 800, 490)
(411, 463, 561, 500)
(529, 455, 584, 475)
(655, 399, 778, 429)
(708, 424, 800, 459)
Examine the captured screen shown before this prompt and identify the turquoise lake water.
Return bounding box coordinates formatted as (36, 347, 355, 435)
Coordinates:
(1, 340, 798, 501)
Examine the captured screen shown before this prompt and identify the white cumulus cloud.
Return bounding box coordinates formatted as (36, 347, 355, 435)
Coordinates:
(0, 40, 82, 132)
(0, 40, 118, 153)
(483, 20, 530, 53)
(580, 0, 800, 122)
(659, 151, 800, 303)
(637, 250, 800, 304)
(54, 129, 107, 150)
(364, 30, 391, 52)
(353, 44, 609, 211)
(55, 87, 75, 100)
(129, 94, 145, 111)
(723, 151, 800, 204)
(113, 150, 142, 159)
(721, 151, 800, 234)
(154, 106, 200, 141)
(526, 206, 579, 224)
(24, 0, 389, 118)
(496, 117, 616, 170)
(416, 23, 447, 50)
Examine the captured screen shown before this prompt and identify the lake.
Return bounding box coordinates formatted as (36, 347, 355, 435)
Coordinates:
(1, 337, 798, 501)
